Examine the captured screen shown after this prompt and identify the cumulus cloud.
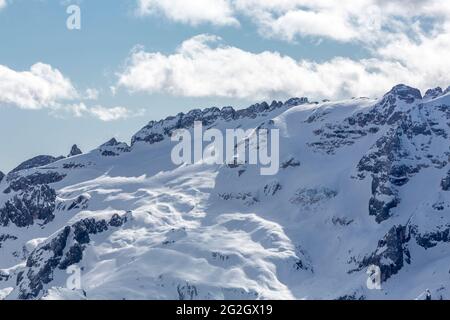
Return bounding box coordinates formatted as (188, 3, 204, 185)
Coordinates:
(137, 0, 238, 26)
(0, 63, 78, 109)
(89, 106, 132, 121)
(64, 103, 137, 122)
(0, 0, 6, 10)
(117, 34, 447, 100)
(130, 0, 450, 99)
(136, 0, 450, 45)
(0, 63, 136, 121)
(84, 88, 100, 100)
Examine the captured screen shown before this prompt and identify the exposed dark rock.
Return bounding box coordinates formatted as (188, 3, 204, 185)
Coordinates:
(218, 192, 258, 206)
(293, 246, 313, 272)
(290, 187, 337, 207)
(73, 218, 109, 244)
(357, 128, 408, 223)
(15, 214, 129, 299)
(57, 194, 89, 211)
(10, 155, 64, 174)
(109, 213, 127, 227)
(441, 171, 450, 191)
(0, 185, 57, 227)
(424, 87, 443, 100)
(6, 171, 66, 193)
(359, 225, 411, 282)
(284, 97, 309, 107)
(131, 97, 303, 146)
(58, 243, 84, 270)
(63, 162, 86, 169)
(281, 158, 301, 169)
(18, 226, 71, 299)
(413, 225, 450, 249)
(386, 84, 422, 103)
(68, 195, 89, 211)
(0, 234, 18, 248)
(332, 217, 354, 226)
(263, 181, 282, 196)
(337, 293, 366, 300)
(177, 282, 198, 300)
(98, 138, 131, 156)
(68, 144, 83, 157)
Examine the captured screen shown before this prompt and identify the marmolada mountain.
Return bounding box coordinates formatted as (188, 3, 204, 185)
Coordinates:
(1, 84, 450, 300)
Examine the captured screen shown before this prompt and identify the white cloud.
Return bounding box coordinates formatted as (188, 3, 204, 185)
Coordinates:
(117, 34, 446, 101)
(137, 0, 238, 26)
(89, 106, 131, 121)
(85, 88, 100, 100)
(0, 63, 135, 121)
(136, 0, 450, 45)
(233, 0, 450, 44)
(127, 0, 450, 100)
(64, 103, 136, 122)
(0, 0, 6, 10)
(0, 63, 78, 109)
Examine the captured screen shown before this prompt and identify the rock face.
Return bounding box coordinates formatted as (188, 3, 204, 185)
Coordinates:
(5, 171, 66, 193)
(424, 87, 443, 100)
(414, 226, 450, 249)
(14, 214, 128, 299)
(359, 225, 411, 282)
(0, 185, 57, 227)
(0, 171, 4, 184)
(10, 155, 64, 174)
(0, 170, 65, 227)
(442, 171, 450, 191)
(68, 145, 82, 157)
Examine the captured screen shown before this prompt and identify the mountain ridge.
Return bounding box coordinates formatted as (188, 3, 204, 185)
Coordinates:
(1, 84, 450, 300)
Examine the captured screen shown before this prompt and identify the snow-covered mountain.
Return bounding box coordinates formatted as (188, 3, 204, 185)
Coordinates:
(1, 84, 450, 300)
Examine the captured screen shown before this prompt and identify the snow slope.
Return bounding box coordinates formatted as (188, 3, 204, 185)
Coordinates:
(1, 85, 450, 300)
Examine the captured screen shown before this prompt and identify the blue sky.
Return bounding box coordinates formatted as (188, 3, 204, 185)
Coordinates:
(0, 0, 449, 171)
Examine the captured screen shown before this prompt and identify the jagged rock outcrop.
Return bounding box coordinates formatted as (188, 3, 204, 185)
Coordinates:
(359, 225, 411, 282)
(413, 225, 450, 249)
(442, 171, 450, 191)
(0, 171, 4, 184)
(4, 171, 66, 193)
(0, 171, 65, 227)
(98, 138, 131, 157)
(14, 214, 128, 299)
(68, 145, 82, 157)
(0, 185, 57, 227)
(424, 87, 443, 100)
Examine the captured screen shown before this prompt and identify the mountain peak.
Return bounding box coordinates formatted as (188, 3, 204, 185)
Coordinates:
(284, 97, 309, 106)
(68, 144, 83, 157)
(102, 138, 120, 147)
(0, 171, 4, 184)
(385, 84, 422, 102)
(9, 155, 64, 174)
(424, 87, 443, 100)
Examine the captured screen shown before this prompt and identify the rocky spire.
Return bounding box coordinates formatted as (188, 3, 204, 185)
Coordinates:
(0, 171, 4, 184)
(68, 144, 83, 157)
